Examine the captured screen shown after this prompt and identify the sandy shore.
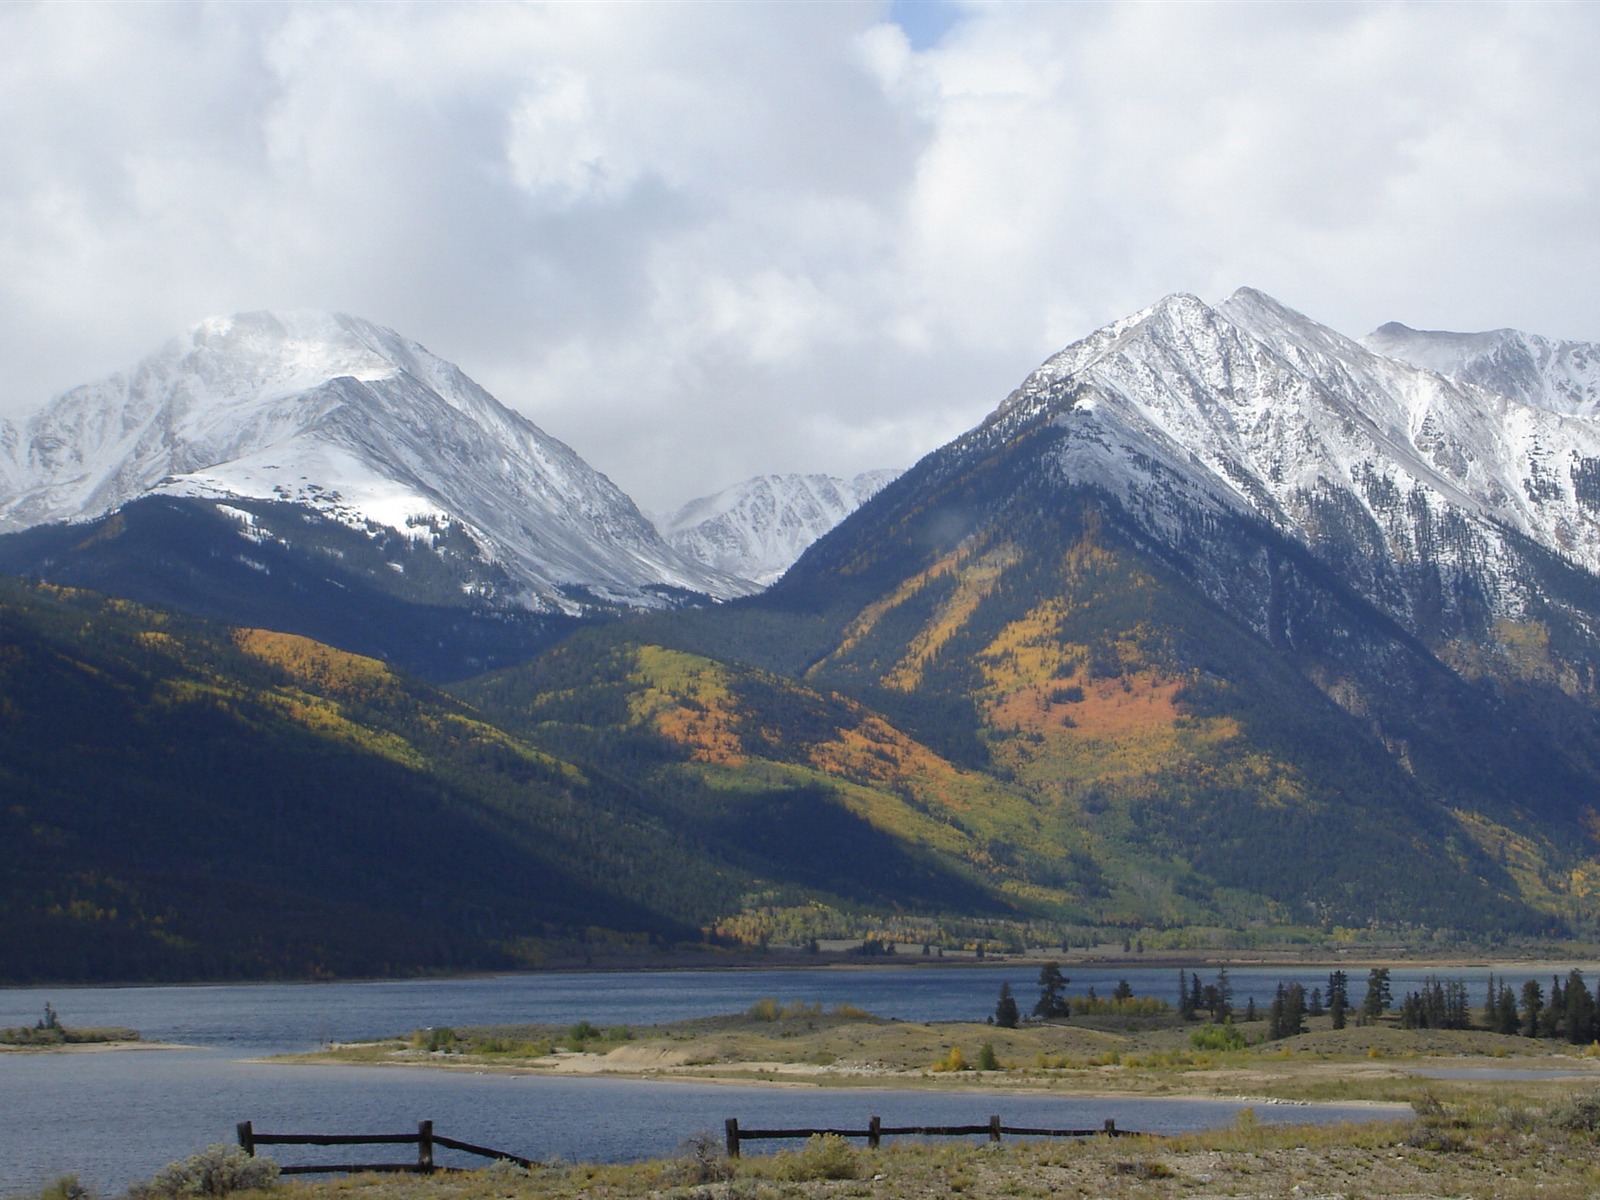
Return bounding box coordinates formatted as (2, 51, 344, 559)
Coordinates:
(0, 1039, 190, 1054)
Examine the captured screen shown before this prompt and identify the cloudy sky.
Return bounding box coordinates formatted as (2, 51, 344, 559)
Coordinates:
(4, 1, 1599, 511)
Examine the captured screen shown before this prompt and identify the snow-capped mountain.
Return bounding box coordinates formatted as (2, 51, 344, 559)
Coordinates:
(0, 311, 742, 612)
(1364, 322, 1600, 417)
(746, 287, 1600, 930)
(659, 470, 901, 590)
(971, 287, 1600, 664)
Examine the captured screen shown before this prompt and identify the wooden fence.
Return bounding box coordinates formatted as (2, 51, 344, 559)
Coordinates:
(723, 1114, 1137, 1157)
(235, 1120, 537, 1175)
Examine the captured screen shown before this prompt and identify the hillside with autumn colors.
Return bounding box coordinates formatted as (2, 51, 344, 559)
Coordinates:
(15, 289, 1600, 979)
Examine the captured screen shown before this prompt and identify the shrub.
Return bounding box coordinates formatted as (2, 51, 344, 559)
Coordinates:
(136, 1145, 279, 1197)
(975, 1042, 1001, 1071)
(37, 1176, 90, 1200)
(1190, 1021, 1246, 1051)
(746, 998, 781, 1022)
(665, 1131, 735, 1185)
(410, 1027, 457, 1052)
(830, 1003, 873, 1019)
(931, 1045, 969, 1072)
(1548, 1090, 1600, 1133)
(772, 1134, 858, 1181)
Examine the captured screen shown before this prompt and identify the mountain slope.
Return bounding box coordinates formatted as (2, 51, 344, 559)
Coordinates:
(659, 470, 901, 590)
(0, 579, 756, 981)
(639, 288, 1600, 934)
(0, 311, 741, 613)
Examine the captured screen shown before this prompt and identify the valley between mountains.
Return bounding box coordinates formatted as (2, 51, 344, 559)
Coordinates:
(6, 289, 1600, 982)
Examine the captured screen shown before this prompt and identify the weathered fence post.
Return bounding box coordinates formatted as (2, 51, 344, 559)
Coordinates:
(1103, 1118, 1116, 1136)
(988, 1115, 1002, 1144)
(725, 1117, 741, 1159)
(868, 1116, 882, 1149)
(236, 1121, 255, 1157)
(417, 1120, 434, 1173)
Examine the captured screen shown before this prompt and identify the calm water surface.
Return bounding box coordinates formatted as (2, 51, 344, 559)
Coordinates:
(0, 962, 1535, 1194)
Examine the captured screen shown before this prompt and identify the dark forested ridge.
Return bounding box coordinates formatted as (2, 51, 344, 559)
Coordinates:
(0, 581, 787, 980)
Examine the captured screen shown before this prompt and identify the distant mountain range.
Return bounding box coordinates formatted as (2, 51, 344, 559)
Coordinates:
(7, 289, 1600, 981)
(0, 313, 889, 675)
(659, 471, 902, 588)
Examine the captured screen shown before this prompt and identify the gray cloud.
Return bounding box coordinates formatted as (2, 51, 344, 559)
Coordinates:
(3, 1, 1599, 510)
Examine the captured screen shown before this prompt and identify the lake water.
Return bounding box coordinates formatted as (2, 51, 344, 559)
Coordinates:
(0, 961, 1542, 1195)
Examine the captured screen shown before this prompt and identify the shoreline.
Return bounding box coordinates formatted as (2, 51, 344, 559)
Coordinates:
(8, 950, 1600, 992)
(0, 1039, 190, 1054)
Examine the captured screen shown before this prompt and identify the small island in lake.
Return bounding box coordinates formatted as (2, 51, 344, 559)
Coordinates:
(0, 1001, 141, 1050)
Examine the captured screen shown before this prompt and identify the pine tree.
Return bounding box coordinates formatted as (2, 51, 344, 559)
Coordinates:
(1361, 968, 1391, 1021)
(1521, 979, 1544, 1038)
(995, 983, 1020, 1029)
(1328, 970, 1348, 1031)
(1497, 984, 1520, 1035)
(1566, 968, 1593, 1044)
(1033, 962, 1070, 1019)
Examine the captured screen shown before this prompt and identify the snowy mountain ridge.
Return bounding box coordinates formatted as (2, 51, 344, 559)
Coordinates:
(0, 311, 743, 612)
(966, 287, 1600, 658)
(659, 469, 902, 590)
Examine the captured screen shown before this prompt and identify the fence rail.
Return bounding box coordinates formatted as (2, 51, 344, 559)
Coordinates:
(723, 1114, 1137, 1157)
(235, 1120, 536, 1175)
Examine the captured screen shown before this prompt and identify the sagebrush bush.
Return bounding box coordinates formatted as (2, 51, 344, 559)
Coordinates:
(664, 1131, 735, 1185)
(1548, 1091, 1600, 1133)
(135, 1145, 279, 1197)
(772, 1134, 858, 1181)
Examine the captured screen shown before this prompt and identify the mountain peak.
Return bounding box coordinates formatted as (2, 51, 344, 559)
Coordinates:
(0, 311, 742, 610)
(661, 469, 902, 590)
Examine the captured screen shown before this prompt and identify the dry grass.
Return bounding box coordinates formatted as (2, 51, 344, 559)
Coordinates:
(233, 1096, 1600, 1200)
(293, 1010, 1600, 1111)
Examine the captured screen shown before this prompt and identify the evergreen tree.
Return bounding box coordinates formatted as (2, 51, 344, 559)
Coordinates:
(1496, 984, 1520, 1036)
(995, 982, 1020, 1029)
(1177, 971, 1194, 1020)
(1308, 986, 1324, 1017)
(1033, 962, 1071, 1019)
(1400, 992, 1421, 1029)
(1361, 967, 1392, 1021)
(1217, 967, 1234, 1021)
(1544, 976, 1566, 1039)
(1521, 979, 1544, 1038)
(1328, 970, 1349, 1031)
(1190, 972, 1204, 1020)
(1566, 968, 1593, 1044)
(1113, 978, 1134, 1001)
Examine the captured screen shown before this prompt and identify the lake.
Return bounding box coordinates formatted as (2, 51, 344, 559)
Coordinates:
(0, 960, 1548, 1195)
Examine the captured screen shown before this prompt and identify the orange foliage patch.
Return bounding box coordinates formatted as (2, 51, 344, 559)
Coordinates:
(652, 699, 746, 767)
(807, 715, 966, 803)
(991, 671, 1183, 741)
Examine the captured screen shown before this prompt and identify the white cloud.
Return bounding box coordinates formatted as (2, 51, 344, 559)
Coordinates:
(2, 1, 1599, 510)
